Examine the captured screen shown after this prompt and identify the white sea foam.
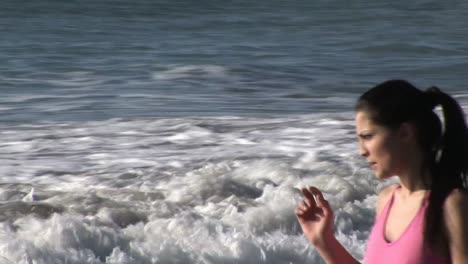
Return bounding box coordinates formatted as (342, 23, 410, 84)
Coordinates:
(45, 71, 106, 87)
(0, 114, 390, 263)
(152, 65, 228, 80)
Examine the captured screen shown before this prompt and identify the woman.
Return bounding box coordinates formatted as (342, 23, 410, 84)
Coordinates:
(296, 80, 468, 264)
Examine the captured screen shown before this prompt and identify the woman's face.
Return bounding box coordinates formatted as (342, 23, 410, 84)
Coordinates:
(355, 111, 405, 179)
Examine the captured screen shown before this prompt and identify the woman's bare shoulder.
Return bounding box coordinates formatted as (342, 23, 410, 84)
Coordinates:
(443, 189, 468, 262)
(443, 188, 468, 217)
(375, 184, 399, 219)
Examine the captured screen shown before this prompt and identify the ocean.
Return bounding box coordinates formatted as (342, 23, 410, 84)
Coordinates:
(1, 0, 468, 263)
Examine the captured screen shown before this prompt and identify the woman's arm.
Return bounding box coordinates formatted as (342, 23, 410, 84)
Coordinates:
(443, 189, 468, 264)
(295, 186, 361, 264)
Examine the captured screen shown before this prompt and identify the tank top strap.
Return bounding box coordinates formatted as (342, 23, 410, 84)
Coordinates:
(375, 185, 400, 224)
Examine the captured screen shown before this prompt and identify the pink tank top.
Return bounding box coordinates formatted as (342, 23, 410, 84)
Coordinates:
(363, 188, 450, 264)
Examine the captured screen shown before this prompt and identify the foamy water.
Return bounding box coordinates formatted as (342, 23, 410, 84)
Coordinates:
(0, 113, 390, 264)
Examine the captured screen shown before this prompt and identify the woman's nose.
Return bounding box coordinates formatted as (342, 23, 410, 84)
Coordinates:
(359, 143, 368, 157)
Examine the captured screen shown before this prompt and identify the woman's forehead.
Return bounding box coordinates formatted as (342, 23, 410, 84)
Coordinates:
(355, 111, 372, 125)
(355, 111, 386, 132)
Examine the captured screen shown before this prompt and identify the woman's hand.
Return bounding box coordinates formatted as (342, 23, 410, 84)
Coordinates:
(295, 186, 335, 248)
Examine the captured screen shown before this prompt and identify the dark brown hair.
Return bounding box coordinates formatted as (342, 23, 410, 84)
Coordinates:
(356, 79, 468, 254)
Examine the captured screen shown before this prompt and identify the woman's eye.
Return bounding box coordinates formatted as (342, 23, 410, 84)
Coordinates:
(362, 134, 372, 140)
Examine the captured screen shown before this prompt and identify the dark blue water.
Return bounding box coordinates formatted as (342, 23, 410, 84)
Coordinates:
(1, 0, 468, 123)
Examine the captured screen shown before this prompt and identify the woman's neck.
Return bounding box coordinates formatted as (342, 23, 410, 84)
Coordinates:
(396, 153, 431, 197)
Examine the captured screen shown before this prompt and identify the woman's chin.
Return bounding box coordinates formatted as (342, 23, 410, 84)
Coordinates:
(374, 171, 392, 180)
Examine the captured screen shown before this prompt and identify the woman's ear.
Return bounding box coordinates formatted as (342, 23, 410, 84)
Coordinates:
(398, 122, 418, 143)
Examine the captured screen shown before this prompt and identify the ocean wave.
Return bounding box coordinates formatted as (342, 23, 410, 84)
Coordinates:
(152, 64, 229, 80)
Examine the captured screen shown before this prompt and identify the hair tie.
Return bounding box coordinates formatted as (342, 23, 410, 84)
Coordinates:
(424, 86, 441, 110)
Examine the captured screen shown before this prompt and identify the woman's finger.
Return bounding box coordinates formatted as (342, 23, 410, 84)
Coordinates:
(301, 188, 317, 208)
(295, 207, 307, 217)
(308, 186, 332, 215)
(308, 186, 325, 204)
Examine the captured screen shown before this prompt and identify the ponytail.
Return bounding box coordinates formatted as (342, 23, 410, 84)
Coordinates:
(423, 86, 468, 253)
